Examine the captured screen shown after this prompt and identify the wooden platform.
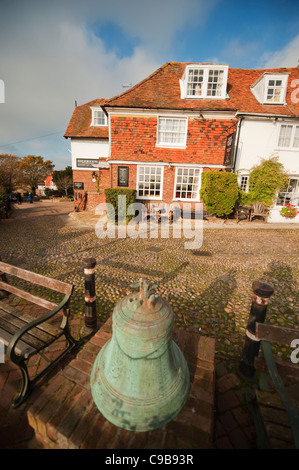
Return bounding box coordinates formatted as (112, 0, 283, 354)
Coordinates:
(27, 318, 215, 449)
(255, 388, 299, 449)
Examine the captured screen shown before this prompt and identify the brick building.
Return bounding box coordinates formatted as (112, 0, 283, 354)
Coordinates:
(64, 62, 299, 218)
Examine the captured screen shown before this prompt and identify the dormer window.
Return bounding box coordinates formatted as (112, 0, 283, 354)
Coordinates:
(251, 73, 289, 105)
(265, 77, 284, 103)
(180, 64, 228, 99)
(91, 108, 107, 126)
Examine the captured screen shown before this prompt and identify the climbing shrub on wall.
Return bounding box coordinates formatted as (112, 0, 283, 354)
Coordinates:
(105, 188, 137, 222)
(200, 171, 239, 217)
(239, 157, 289, 207)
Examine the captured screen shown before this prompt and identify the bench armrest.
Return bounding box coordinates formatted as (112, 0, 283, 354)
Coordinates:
(261, 340, 299, 448)
(6, 294, 71, 364)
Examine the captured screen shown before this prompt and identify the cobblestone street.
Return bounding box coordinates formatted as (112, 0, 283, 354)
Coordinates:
(0, 199, 298, 449)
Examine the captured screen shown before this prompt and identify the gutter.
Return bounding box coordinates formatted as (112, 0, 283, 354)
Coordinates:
(232, 117, 243, 172)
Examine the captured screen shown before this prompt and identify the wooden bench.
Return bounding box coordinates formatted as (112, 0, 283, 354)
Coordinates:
(246, 322, 299, 449)
(0, 260, 80, 407)
(249, 202, 268, 222)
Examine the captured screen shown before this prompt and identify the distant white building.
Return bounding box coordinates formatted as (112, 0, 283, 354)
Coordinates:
(37, 172, 58, 196)
(234, 70, 299, 223)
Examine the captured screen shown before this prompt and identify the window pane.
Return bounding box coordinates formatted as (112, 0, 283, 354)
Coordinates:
(276, 178, 299, 205)
(278, 125, 292, 147)
(175, 168, 200, 200)
(157, 118, 186, 146)
(187, 69, 204, 96)
(293, 126, 299, 147)
(137, 166, 162, 198)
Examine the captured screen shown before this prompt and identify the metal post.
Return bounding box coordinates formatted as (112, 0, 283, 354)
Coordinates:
(82, 257, 97, 330)
(238, 281, 274, 380)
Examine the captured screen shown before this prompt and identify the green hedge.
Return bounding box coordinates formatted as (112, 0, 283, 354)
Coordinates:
(200, 171, 239, 217)
(104, 188, 137, 222)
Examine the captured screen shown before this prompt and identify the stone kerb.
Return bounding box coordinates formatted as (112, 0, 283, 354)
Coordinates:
(27, 318, 215, 449)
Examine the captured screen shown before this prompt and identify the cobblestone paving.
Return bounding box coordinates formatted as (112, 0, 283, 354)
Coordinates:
(0, 200, 298, 449)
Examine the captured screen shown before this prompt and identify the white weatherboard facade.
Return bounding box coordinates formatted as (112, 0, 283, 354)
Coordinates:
(235, 117, 299, 223)
(71, 139, 109, 170)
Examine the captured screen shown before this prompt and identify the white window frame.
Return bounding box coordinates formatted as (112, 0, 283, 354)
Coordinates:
(136, 165, 164, 200)
(173, 167, 202, 201)
(156, 116, 188, 148)
(276, 177, 299, 206)
(277, 123, 299, 149)
(263, 75, 288, 105)
(91, 108, 107, 126)
(181, 65, 228, 100)
(238, 175, 249, 192)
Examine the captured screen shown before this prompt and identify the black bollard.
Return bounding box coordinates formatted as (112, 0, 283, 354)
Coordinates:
(237, 281, 274, 380)
(82, 257, 97, 330)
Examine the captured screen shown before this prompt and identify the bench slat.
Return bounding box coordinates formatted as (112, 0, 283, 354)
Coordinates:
(0, 315, 47, 351)
(256, 323, 299, 344)
(0, 307, 60, 345)
(0, 261, 73, 296)
(0, 301, 60, 337)
(0, 281, 58, 310)
(0, 327, 36, 357)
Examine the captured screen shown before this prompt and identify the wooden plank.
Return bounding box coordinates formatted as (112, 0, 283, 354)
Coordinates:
(0, 261, 73, 296)
(258, 403, 291, 427)
(0, 316, 46, 351)
(0, 281, 58, 310)
(256, 323, 299, 344)
(263, 420, 294, 444)
(0, 308, 59, 344)
(0, 301, 63, 337)
(0, 327, 35, 357)
(256, 389, 299, 412)
(255, 356, 299, 378)
(268, 438, 295, 449)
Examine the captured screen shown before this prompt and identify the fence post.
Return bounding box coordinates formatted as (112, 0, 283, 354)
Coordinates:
(82, 257, 97, 331)
(237, 280, 274, 380)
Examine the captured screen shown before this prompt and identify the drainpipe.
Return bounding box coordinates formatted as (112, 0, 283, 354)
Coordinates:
(232, 116, 243, 172)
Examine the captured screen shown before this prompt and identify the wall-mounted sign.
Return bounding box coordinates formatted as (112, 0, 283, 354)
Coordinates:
(224, 132, 236, 166)
(74, 182, 84, 189)
(76, 158, 98, 168)
(118, 166, 129, 187)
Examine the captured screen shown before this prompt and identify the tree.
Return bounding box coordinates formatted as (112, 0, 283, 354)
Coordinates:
(200, 170, 239, 217)
(52, 166, 73, 196)
(18, 155, 54, 193)
(0, 154, 20, 194)
(240, 157, 289, 207)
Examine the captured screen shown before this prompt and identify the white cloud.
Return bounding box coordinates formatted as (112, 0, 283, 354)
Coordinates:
(221, 38, 259, 67)
(0, 0, 215, 167)
(262, 34, 299, 68)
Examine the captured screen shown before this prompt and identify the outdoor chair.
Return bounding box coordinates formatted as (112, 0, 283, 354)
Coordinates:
(249, 202, 268, 223)
(234, 203, 251, 223)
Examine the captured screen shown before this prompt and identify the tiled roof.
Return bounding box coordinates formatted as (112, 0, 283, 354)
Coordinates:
(103, 62, 299, 116)
(64, 98, 109, 138)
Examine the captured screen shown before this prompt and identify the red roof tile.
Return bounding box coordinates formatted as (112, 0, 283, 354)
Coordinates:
(64, 98, 109, 138)
(103, 62, 299, 116)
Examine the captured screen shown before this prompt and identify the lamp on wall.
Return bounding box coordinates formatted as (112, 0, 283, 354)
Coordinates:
(92, 171, 97, 182)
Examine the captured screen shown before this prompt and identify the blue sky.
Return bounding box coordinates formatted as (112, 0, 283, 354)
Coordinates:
(0, 0, 299, 169)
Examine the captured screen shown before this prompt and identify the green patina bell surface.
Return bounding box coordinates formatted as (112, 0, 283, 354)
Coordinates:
(90, 278, 190, 432)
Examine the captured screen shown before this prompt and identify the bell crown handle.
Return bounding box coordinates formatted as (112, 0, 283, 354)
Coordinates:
(131, 278, 158, 300)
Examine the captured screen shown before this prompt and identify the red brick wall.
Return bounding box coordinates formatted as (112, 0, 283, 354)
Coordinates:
(72, 115, 236, 211)
(73, 169, 110, 211)
(110, 115, 237, 165)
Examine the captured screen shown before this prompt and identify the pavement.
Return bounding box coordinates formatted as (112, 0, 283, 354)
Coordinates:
(0, 199, 298, 450)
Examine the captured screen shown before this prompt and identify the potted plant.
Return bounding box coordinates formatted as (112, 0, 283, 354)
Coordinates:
(280, 203, 298, 219)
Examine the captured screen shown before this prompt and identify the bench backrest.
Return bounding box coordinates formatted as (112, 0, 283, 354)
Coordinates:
(0, 261, 73, 310)
(251, 202, 267, 214)
(256, 323, 299, 345)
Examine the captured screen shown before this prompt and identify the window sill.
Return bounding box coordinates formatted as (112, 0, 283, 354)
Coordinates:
(156, 144, 186, 149)
(274, 147, 299, 152)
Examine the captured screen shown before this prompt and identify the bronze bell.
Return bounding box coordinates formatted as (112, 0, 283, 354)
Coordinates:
(90, 278, 190, 432)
